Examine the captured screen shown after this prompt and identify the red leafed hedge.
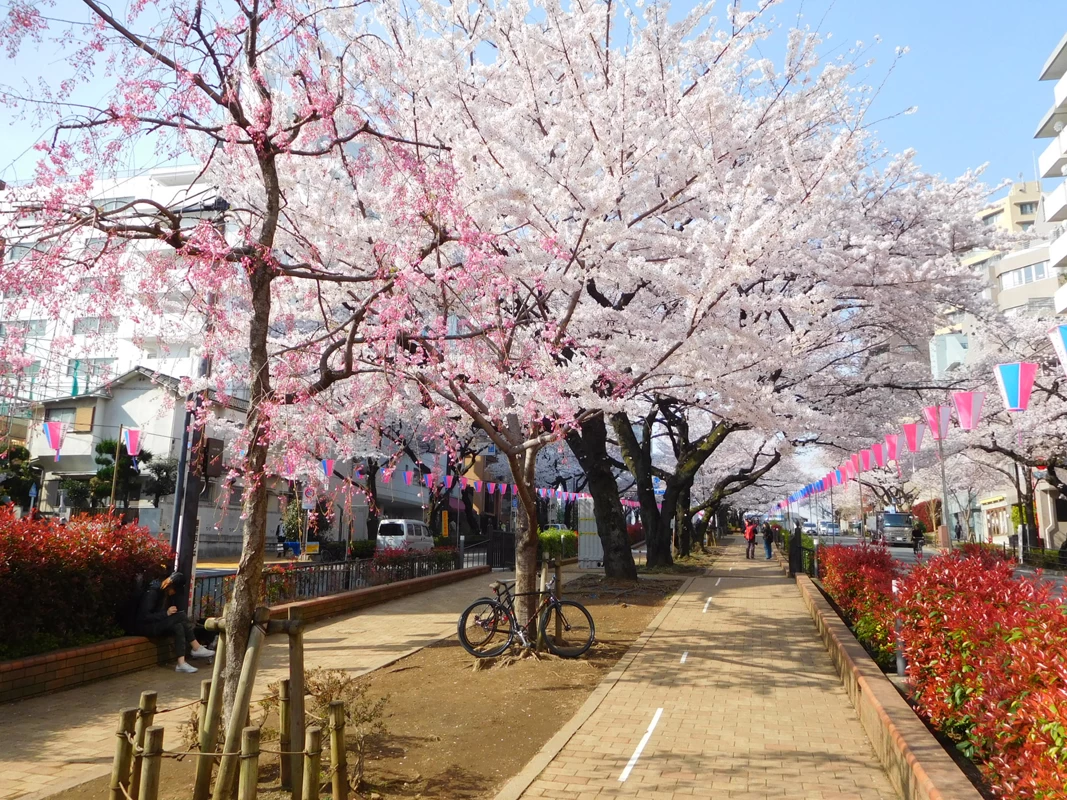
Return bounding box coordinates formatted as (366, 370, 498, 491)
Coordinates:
(0, 509, 172, 659)
(897, 551, 1067, 798)
(819, 543, 900, 668)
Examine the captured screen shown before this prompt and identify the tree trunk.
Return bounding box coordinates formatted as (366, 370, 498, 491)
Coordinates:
(565, 416, 637, 580)
(611, 412, 673, 568)
(221, 264, 272, 732)
(677, 485, 692, 557)
(509, 446, 541, 625)
(365, 458, 380, 540)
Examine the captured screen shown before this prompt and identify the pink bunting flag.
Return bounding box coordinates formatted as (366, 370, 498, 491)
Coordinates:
(404, 470, 413, 486)
(424, 474, 433, 488)
(473, 480, 482, 492)
(122, 428, 141, 457)
(381, 468, 392, 484)
(851, 453, 861, 473)
(445, 475, 454, 489)
(952, 391, 985, 431)
(487, 482, 496, 494)
(321, 459, 335, 479)
(872, 443, 885, 468)
(42, 420, 64, 462)
(460, 476, 468, 489)
(498, 482, 507, 495)
(922, 406, 952, 441)
(884, 434, 899, 462)
(859, 450, 872, 471)
(902, 423, 925, 453)
(512, 484, 519, 496)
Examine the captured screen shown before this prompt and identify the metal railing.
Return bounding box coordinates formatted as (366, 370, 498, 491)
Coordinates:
(191, 550, 472, 620)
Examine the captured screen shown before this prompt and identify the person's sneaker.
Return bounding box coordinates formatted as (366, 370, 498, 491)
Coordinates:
(175, 662, 198, 673)
(190, 647, 215, 659)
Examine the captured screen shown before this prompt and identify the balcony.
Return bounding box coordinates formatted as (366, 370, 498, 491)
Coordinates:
(1035, 104, 1067, 139)
(1051, 225, 1067, 271)
(1040, 128, 1067, 178)
(1041, 32, 1067, 81)
(1047, 182, 1067, 223)
(1056, 282, 1067, 315)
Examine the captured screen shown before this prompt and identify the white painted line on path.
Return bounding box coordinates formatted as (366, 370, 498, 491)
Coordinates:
(618, 708, 664, 782)
(715, 578, 721, 586)
(680, 651, 688, 663)
(702, 598, 711, 613)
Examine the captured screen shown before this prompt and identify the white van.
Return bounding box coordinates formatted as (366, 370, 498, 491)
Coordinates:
(375, 519, 435, 553)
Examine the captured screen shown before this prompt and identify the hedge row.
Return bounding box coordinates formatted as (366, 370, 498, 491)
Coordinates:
(0, 509, 172, 660)
(820, 543, 1067, 798)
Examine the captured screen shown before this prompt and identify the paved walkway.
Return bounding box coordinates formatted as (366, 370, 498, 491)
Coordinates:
(516, 543, 898, 799)
(0, 568, 519, 800)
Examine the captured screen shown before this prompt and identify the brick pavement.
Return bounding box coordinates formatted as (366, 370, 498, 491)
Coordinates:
(514, 544, 898, 799)
(0, 567, 520, 800)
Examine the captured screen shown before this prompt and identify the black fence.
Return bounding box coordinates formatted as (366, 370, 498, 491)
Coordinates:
(191, 550, 475, 621)
(463, 531, 514, 569)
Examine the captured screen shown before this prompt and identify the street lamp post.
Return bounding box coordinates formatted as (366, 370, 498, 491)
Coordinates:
(935, 435, 952, 549)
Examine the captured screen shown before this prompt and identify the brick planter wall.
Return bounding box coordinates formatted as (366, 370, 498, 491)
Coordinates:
(0, 563, 492, 704)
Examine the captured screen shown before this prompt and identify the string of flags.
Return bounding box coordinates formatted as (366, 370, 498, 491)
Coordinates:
(773, 325, 1066, 513)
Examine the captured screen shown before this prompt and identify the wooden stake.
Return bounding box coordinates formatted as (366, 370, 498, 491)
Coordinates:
(328, 701, 348, 800)
(301, 727, 322, 800)
(279, 679, 292, 790)
(289, 617, 306, 800)
(138, 726, 164, 800)
(213, 608, 269, 800)
(130, 691, 157, 800)
(238, 727, 260, 800)
(108, 708, 138, 800)
(554, 559, 563, 643)
(194, 628, 227, 800)
(109, 425, 123, 511)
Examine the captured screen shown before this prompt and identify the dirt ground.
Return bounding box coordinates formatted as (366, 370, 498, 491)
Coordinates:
(56, 575, 684, 800)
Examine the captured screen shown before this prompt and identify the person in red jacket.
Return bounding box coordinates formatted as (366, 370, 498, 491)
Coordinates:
(744, 519, 758, 559)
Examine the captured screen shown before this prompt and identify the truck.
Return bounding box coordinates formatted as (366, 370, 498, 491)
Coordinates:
(865, 510, 915, 546)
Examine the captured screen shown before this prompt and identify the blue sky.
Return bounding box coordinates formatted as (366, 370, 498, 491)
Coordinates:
(0, 0, 1064, 193)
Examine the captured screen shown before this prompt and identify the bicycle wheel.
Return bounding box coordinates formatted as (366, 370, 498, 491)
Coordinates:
(457, 599, 514, 658)
(540, 600, 595, 658)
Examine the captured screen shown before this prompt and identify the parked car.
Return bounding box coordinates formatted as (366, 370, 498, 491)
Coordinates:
(802, 522, 818, 534)
(819, 522, 840, 536)
(375, 519, 435, 553)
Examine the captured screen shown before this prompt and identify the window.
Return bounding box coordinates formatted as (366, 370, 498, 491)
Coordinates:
(1000, 261, 1051, 290)
(72, 317, 118, 335)
(23, 361, 41, 378)
(73, 406, 94, 433)
(66, 357, 116, 377)
(1020, 221, 1035, 231)
(982, 211, 1003, 227)
(90, 196, 134, 213)
(0, 319, 46, 337)
(45, 407, 76, 424)
(83, 238, 107, 255)
(1018, 202, 1038, 215)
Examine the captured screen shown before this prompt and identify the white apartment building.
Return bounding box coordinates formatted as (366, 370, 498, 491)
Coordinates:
(1041, 33, 1067, 315)
(0, 164, 215, 405)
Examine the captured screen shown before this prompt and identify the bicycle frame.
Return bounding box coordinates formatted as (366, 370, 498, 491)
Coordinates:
(491, 578, 559, 647)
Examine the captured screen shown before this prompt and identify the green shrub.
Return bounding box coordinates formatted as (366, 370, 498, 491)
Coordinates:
(349, 539, 376, 559)
(318, 540, 347, 561)
(538, 529, 578, 559)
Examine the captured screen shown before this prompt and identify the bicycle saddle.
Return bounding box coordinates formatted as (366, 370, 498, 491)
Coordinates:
(489, 580, 515, 591)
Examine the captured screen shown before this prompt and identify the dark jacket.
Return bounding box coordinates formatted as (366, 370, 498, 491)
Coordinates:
(761, 524, 774, 543)
(135, 579, 172, 626)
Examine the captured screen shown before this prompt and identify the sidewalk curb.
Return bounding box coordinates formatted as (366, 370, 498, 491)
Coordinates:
(491, 574, 698, 800)
(795, 574, 984, 800)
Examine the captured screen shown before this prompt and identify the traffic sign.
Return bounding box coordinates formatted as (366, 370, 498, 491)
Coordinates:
(28, 484, 37, 498)
(301, 486, 316, 510)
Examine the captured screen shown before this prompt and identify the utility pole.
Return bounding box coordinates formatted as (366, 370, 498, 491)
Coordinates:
(935, 434, 952, 549)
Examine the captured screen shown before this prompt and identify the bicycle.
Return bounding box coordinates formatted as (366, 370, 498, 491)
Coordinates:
(457, 575, 595, 658)
(912, 536, 924, 557)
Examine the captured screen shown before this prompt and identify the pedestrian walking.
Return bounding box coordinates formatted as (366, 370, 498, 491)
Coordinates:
(761, 522, 774, 560)
(744, 518, 757, 559)
(954, 522, 963, 544)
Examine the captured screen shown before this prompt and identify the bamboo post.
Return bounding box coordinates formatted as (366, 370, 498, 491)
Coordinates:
(328, 701, 348, 800)
(130, 690, 157, 800)
(301, 727, 322, 800)
(554, 559, 563, 643)
(109, 424, 123, 511)
(279, 679, 292, 790)
(108, 708, 138, 800)
(212, 607, 270, 800)
(194, 628, 227, 800)
(238, 727, 260, 800)
(289, 617, 306, 800)
(138, 726, 164, 800)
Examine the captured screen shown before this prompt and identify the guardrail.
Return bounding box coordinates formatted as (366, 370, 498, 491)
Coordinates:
(191, 549, 485, 620)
